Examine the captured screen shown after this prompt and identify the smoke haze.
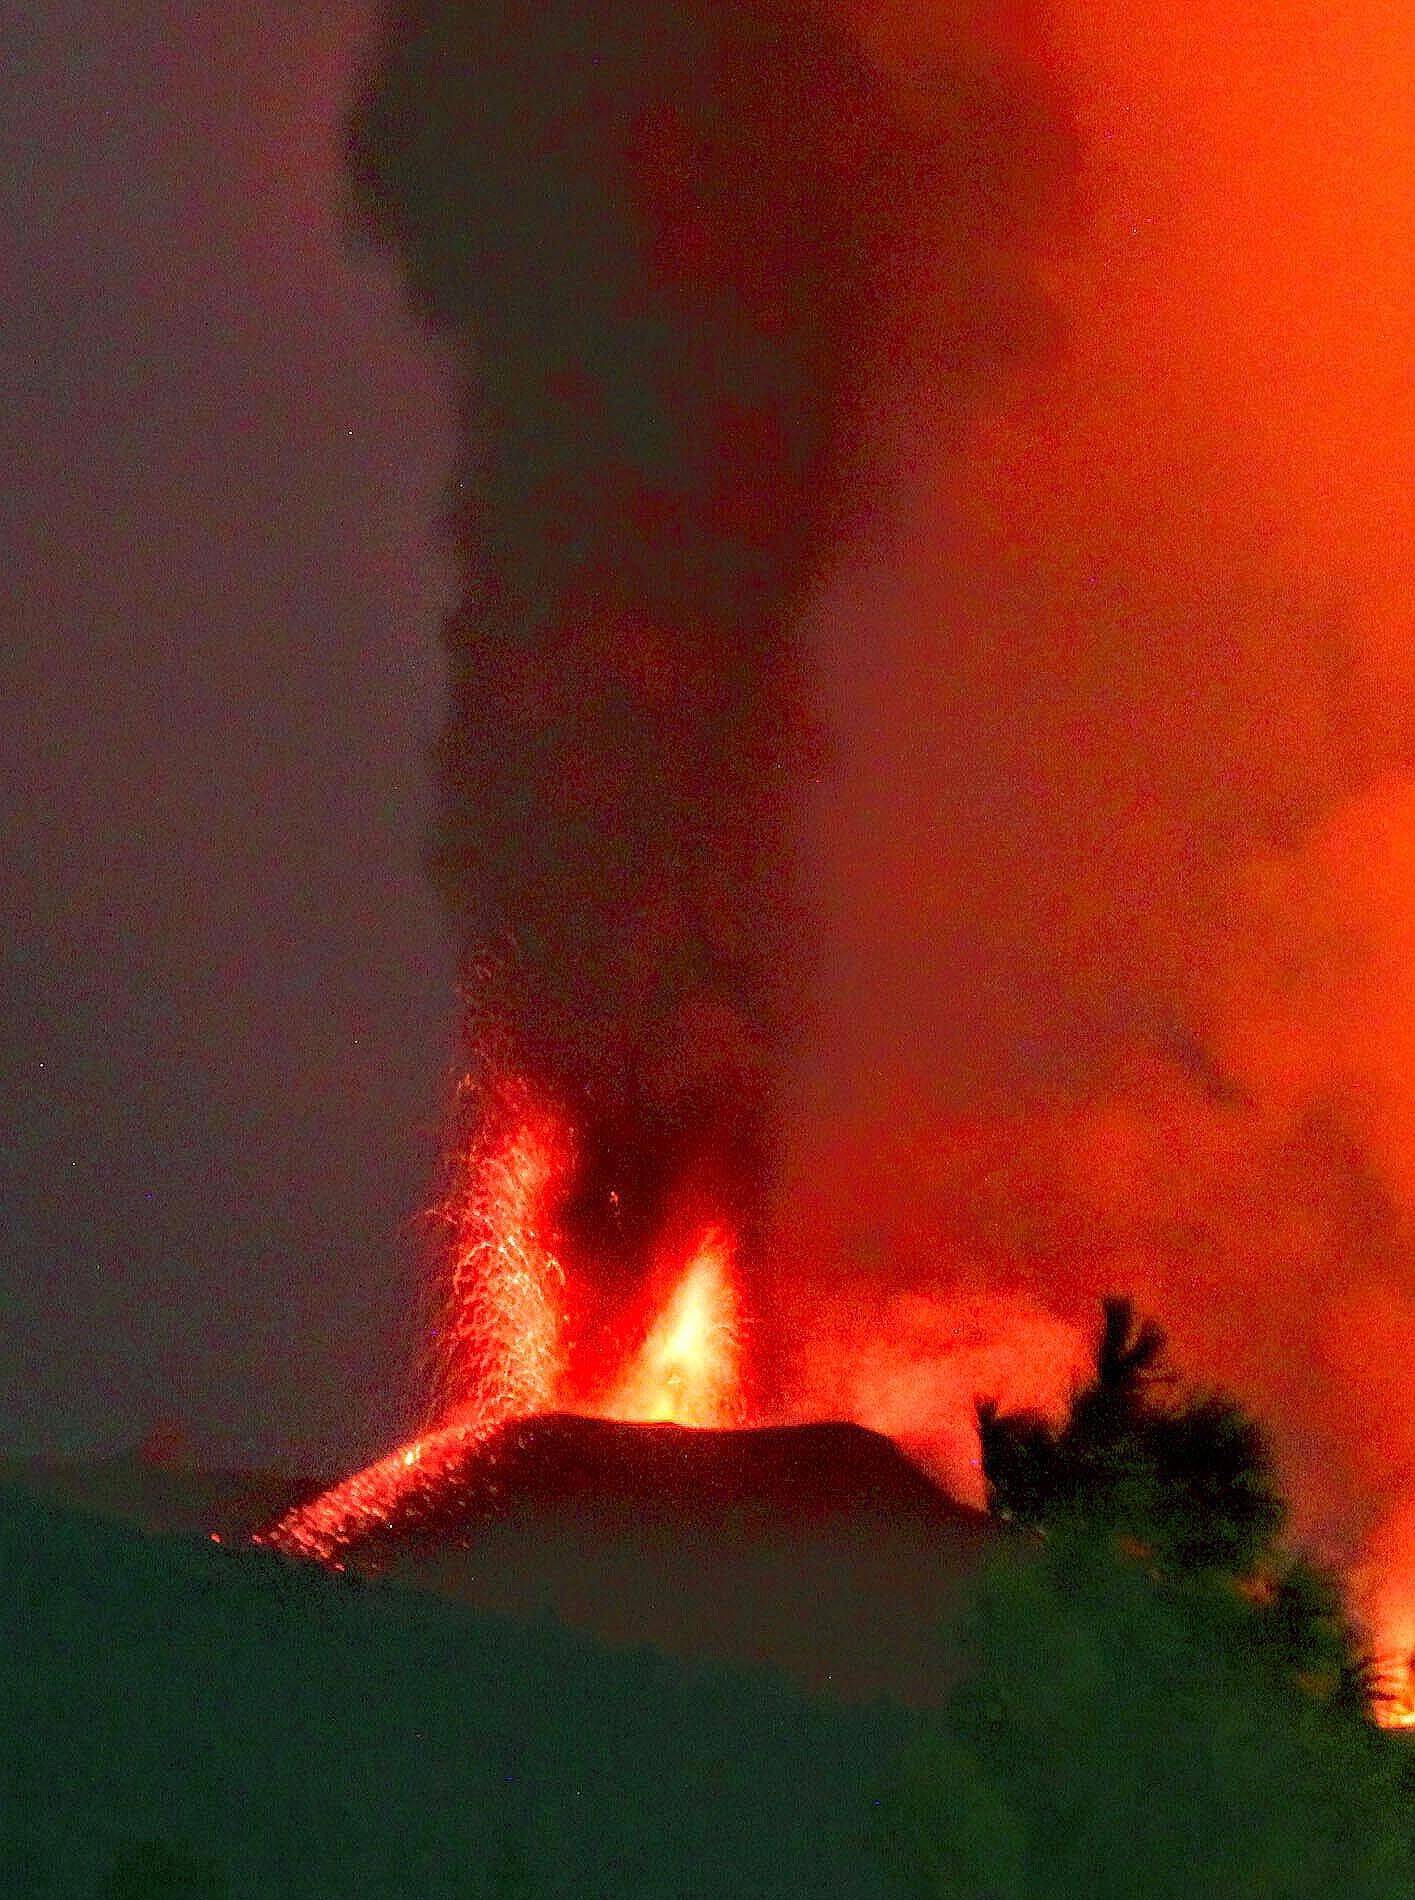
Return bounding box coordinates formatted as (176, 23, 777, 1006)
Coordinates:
(771, 0, 1415, 1623)
(347, 0, 1072, 1310)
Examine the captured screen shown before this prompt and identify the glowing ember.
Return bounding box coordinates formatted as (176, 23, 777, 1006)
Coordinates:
(1370, 1615, 1415, 1730)
(599, 1229, 742, 1428)
(1378, 1674, 1415, 1730)
(259, 1077, 571, 1561)
(427, 1074, 571, 1430)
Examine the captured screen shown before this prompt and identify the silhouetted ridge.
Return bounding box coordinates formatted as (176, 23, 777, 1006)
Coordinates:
(0, 1455, 323, 1543)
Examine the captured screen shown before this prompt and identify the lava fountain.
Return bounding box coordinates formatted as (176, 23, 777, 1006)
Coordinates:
(591, 1228, 742, 1429)
(425, 1073, 571, 1432)
(259, 1074, 747, 1562)
(258, 1076, 570, 1562)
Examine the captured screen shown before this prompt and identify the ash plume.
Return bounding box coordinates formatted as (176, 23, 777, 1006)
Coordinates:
(343, 1, 1071, 1276)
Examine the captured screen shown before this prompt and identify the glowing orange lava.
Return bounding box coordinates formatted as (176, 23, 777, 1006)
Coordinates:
(256, 1071, 1415, 1742)
(1370, 1619, 1415, 1731)
(1349, 1521, 1415, 1729)
(253, 1413, 492, 1564)
(1378, 1677, 1415, 1731)
(597, 1229, 742, 1428)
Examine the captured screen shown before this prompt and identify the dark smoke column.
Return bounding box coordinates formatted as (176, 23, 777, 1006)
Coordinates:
(346, 3, 1064, 1288)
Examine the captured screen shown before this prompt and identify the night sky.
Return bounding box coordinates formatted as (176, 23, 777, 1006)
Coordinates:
(2, 1, 457, 1471)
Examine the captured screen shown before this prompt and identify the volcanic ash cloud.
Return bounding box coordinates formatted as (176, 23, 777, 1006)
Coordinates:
(343, 0, 1073, 1288)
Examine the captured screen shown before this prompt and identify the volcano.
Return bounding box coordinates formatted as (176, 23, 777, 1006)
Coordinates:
(276, 1414, 1001, 1706)
(324, 1413, 973, 1552)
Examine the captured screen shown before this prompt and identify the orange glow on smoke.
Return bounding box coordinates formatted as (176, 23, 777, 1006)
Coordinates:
(597, 1230, 742, 1428)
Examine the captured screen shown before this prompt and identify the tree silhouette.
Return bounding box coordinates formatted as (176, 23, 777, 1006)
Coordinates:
(880, 1524, 1415, 1899)
(975, 1399, 1056, 1534)
(978, 1296, 1284, 1574)
(973, 1295, 1404, 1723)
(1094, 1296, 1168, 1407)
(1146, 1392, 1285, 1573)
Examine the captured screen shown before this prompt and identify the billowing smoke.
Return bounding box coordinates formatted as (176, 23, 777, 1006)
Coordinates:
(345, 2, 1072, 1294)
(339, 0, 1415, 1655)
(764, 0, 1415, 1645)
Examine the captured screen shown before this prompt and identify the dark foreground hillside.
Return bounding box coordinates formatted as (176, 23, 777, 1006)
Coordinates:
(304, 1416, 997, 1707)
(0, 1483, 940, 1899)
(4, 1420, 998, 1708)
